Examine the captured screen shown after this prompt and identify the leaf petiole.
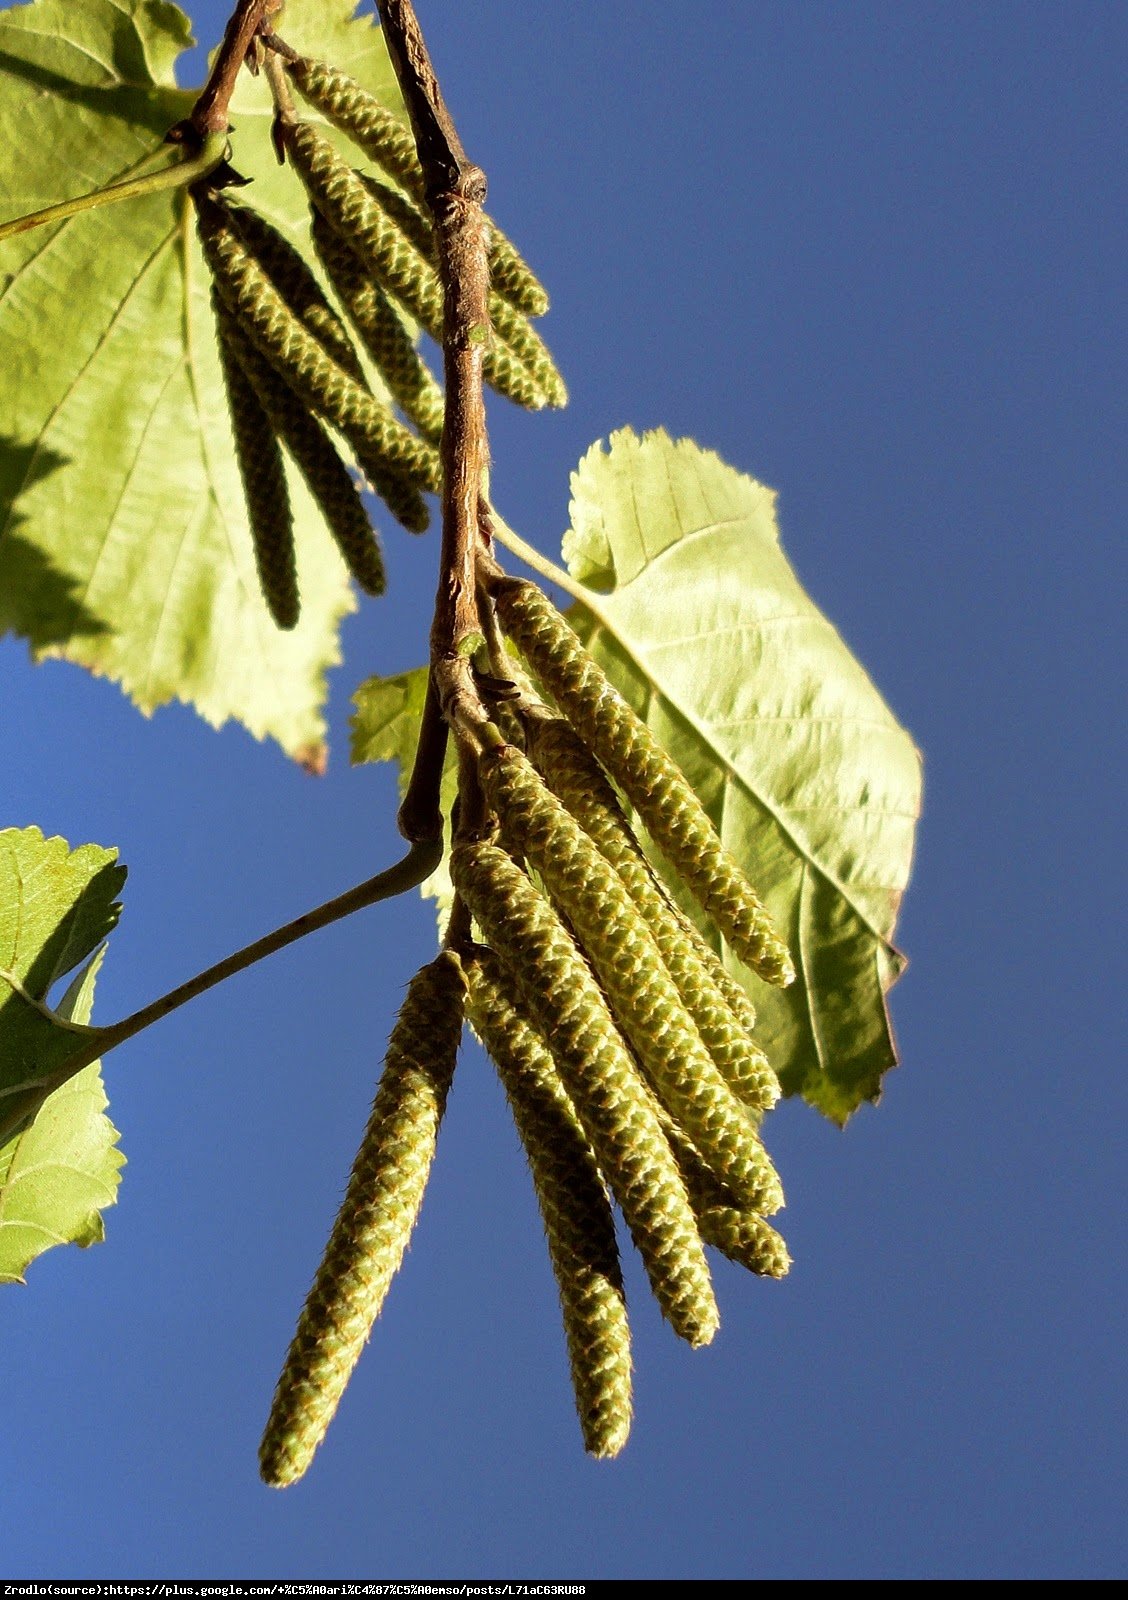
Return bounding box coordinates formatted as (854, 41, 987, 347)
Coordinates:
(488, 508, 585, 605)
(1, 838, 443, 1109)
(0, 131, 229, 244)
(0, 968, 98, 1035)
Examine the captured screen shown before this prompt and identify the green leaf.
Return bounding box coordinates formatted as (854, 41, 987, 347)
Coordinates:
(350, 666, 457, 923)
(350, 432, 920, 1121)
(0, 1, 409, 763)
(560, 429, 921, 1123)
(0, 826, 125, 1282)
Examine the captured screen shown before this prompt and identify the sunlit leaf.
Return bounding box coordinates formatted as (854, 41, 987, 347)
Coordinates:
(0, 1, 410, 763)
(562, 429, 921, 1122)
(0, 826, 125, 1281)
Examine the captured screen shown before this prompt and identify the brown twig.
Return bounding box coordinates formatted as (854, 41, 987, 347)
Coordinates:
(375, 0, 471, 196)
(376, 1, 494, 818)
(181, 0, 283, 143)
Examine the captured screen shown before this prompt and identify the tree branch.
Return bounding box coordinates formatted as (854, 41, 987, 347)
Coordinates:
(184, 0, 283, 142)
(376, 1, 495, 820)
(374, 0, 471, 193)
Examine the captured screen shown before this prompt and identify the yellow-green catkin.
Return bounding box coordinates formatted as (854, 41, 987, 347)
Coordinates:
(493, 580, 795, 987)
(259, 952, 467, 1489)
(213, 294, 299, 628)
(671, 901, 762, 1040)
(488, 291, 567, 408)
(696, 1207, 790, 1277)
(285, 57, 549, 318)
(286, 56, 428, 204)
(466, 948, 632, 1457)
(288, 123, 556, 412)
(479, 744, 781, 1214)
(195, 192, 439, 512)
(217, 308, 386, 596)
(225, 201, 367, 385)
(481, 331, 556, 412)
(311, 210, 445, 447)
(352, 442, 431, 536)
(660, 1102, 784, 1224)
(285, 122, 445, 335)
(526, 715, 780, 1114)
(658, 1110, 787, 1269)
(451, 838, 718, 1348)
(217, 199, 429, 531)
(486, 218, 550, 318)
(361, 174, 435, 263)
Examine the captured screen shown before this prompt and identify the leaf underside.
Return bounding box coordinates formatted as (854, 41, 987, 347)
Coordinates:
(0, 825, 125, 1282)
(0, 0, 412, 763)
(352, 430, 921, 1123)
(563, 429, 921, 1122)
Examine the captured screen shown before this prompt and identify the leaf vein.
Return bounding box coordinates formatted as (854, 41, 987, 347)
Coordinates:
(797, 859, 829, 1079)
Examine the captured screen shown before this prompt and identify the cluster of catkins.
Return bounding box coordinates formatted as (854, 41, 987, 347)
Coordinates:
(193, 52, 563, 628)
(259, 572, 797, 1488)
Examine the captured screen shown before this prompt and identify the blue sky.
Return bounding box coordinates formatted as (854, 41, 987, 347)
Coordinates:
(2, 0, 1124, 1579)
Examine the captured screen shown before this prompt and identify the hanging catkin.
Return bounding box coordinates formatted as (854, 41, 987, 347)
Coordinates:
(451, 837, 719, 1348)
(217, 307, 386, 596)
(670, 899, 763, 1040)
(695, 1207, 791, 1277)
(195, 192, 439, 507)
(478, 745, 783, 1214)
(657, 1110, 787, 1269)
(466, 948, 632, 1458)
(526, 714, 780, 1113)
(205, 197, 430, 532)
(285, 121, 444, 333)
(259, 951, 467, 1488)
(658, 1100, 784, 1223)
(492, 579, 795, 986)
(286, 56, 428, 203)
(224, 200, 368, 385)
(361, 173, 435, 264)
(286, 123, 561, 411)
(285, 55, 550, 317)
(488, 291, 567, 408)
(311, 209, 445, 447)
(486, 217, 551, 318)
(213, 292, 300, 629)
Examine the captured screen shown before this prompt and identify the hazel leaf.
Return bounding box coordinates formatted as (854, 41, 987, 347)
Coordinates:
(0, 826, 125, 1283)
(0, 1, 409, 764)
(560, 428, 922, 1123)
